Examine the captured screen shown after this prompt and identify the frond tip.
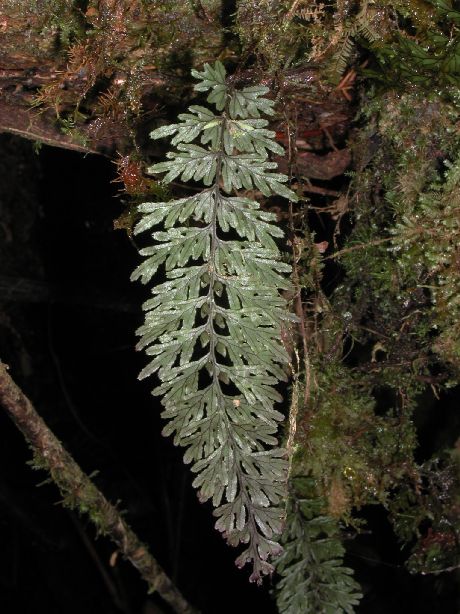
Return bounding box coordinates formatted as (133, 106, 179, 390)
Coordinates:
(132, 61, 297, 582)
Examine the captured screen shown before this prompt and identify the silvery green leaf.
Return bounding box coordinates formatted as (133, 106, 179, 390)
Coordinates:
(228, 86, 276, 119)
(133, 64, 297, 583)
(150, 123, 180, 140)
(192, 61, 228, 110)
(192, 61, 227, 91)
(276, 491, 362, 613)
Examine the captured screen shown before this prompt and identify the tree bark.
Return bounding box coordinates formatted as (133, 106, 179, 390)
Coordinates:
(0, 0, 224, 157)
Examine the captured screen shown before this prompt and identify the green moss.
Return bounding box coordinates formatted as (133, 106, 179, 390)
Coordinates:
(278, 13, 460, 589)
(292, 362, 419, 516)
(2, 0, 83, 57)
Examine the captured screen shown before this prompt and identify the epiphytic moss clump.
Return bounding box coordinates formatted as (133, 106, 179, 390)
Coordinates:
(277, 76, 460, 608)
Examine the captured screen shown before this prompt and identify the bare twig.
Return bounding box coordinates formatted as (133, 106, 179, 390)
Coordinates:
(323, 235, 394, 260)
(285, 0, 302, 22)
(301, 184, 341, 198)
(421, 563, 460, 575)
(0, 361, 198, 614)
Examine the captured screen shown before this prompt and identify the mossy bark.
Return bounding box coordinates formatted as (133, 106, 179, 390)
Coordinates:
(0, 0, 223, 155)
(0, 360, 198, 614)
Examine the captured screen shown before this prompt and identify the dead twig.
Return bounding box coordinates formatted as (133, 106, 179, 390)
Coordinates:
(323, 236, 395, 260)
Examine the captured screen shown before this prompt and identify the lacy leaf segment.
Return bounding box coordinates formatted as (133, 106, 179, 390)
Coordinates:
(132, 62, 298, 582)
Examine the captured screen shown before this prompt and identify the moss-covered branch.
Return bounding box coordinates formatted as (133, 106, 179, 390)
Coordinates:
(0, 360, 198, 614)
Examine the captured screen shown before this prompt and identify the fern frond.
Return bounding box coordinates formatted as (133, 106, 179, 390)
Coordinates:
(276, 478, 362, 613)
(330, 3, 382, 76)
(355, 5, 380, 43)
(331, 32, 356, 76)
(132, 61, 298, 582)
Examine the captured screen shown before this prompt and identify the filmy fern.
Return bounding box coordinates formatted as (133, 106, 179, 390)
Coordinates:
(276, 478, 362, 613)
(131, 61, 298, 582)
(331, 3, 381, 76)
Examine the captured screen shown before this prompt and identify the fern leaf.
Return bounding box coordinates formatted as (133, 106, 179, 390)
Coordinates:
(355, 6, 380, 44)
(229, 85, 276, 118)
(332, 33, 355, 76)
(132, 61, 297, 582)
(276, 479, 362, 613)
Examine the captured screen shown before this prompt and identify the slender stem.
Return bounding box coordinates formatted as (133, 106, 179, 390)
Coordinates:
(323, 235, 394, 260)
(323, 226, 431, 261)
(284, 106, 310, 409)
(0, 361, 198, 614)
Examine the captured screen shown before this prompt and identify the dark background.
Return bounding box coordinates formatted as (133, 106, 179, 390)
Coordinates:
(0, 134, 458, 613)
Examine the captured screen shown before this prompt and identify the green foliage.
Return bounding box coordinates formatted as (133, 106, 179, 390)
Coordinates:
(295, 362, 418, 513)
(388, 454, 460, 574)
(371, 41, 460, 91)
(132, 62, 298, 582)
(270, 62, 460, 602)
(344, 91, 460, 380)
(329, 4, 381, 77)
(275, 477, 362, 614)
(5, 0, 85, 53)
(307, 86, 460, 580)
(235, 0, 390, 78)
(234, 0, 460, 89)
(389, 155, 460, 377)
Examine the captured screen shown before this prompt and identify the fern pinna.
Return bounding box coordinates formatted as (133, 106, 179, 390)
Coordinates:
(131, 62, 298, 581)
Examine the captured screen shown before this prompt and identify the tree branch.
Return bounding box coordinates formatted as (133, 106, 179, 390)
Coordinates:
(0, 101, 103, 155)
(0, 361, 198, 614)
